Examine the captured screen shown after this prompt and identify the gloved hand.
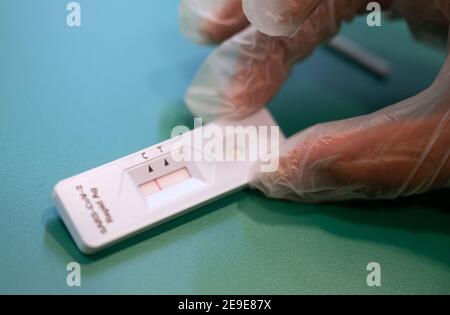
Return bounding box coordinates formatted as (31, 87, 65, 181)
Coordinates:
(179, 0, 450, 202)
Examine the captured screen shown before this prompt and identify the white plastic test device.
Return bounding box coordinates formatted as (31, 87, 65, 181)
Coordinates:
(53, 109, 284, 254)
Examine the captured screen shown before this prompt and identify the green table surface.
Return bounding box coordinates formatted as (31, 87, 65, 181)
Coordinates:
(1, 1, 449, 294)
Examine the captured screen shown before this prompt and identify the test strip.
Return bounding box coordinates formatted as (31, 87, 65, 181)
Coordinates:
(138, 168, 193, 197)
(138, 180, 160, 196)
(53, 108, 283, 254)
(156, 168, 191, 190)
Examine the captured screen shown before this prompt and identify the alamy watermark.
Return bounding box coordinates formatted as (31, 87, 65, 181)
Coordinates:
(66, 262, 81, 287)
(367, 2, 382, 27)
(66, 2, 81, 27)
(170, 118, 281, 173)
(366, 262, 381, 287)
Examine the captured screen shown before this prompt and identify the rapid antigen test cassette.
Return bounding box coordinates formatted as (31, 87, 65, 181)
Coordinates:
(53, 109, 284, 254)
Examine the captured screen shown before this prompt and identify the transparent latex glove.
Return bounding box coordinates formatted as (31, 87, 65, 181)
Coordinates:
(179, 0, 249, 43)
(181, 0, 385, 121)
(180, 0, 449, 121)
(251, 57, 450, 202)
(180, 0, 450, 201)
